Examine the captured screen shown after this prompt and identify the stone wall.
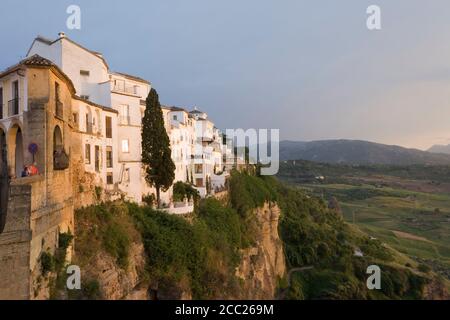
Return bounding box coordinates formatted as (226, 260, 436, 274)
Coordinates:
(0, 182, 32, 300)
(0, 66, 78, 299)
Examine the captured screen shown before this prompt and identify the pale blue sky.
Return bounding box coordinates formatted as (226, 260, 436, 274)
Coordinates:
(2, 0, 450, 150)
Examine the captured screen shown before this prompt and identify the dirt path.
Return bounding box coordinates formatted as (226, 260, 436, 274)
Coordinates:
(277, 266, 314, 300)
(392, 230, 433, 243)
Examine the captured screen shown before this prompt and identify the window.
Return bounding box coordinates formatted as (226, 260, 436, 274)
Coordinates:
(195, 178, 203, 187)
(107, 172, 113, 185)
(80, 95, 89, 101)
(121, 139, 129, 153)
(85, 144, 91, 164)
(195, 164, 203, 174)
(123, 168, 130, 183)
(173, 115, 178, 121)
(85, 113, 92, 133)
(95, 146, 100, 172)
(13, 81, 18, 99)
(10, 81, 19, 116)
(55, 82, 62, 118)
(73, 113, 78, 125)
(120, 105, 130, 124)
(80, 70, 90, 76)
(105, 116, 112, 138)
(55, 82, 60, 101)
(106, 146, 113, 168)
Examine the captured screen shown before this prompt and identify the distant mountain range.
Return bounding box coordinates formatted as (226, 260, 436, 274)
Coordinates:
(428, 144, 450, 155)
(279, 140, 450, 165)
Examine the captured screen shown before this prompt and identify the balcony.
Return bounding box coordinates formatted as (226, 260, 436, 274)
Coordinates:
(56, 101, 63, 119)
(120, 115, 131, 125)
(8, 98, 19, 117)
(113, 84, 137, 95)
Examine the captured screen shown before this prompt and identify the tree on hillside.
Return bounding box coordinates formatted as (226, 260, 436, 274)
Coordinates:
(141, 88, 175, 208)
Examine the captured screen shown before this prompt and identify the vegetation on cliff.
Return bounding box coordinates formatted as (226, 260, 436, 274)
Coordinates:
(227, 171, 444, 299)
(70, 170, 446, 300)
(130, 196, 253, 299)
(277, 184, 432, 299)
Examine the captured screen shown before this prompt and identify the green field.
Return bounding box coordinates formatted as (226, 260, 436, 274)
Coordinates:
(278, 161, 450, 279)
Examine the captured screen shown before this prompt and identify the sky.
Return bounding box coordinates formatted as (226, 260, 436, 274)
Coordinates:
(1, 0, 450, 150)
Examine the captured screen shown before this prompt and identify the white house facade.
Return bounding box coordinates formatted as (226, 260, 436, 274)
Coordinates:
(25, 33, 232, 209)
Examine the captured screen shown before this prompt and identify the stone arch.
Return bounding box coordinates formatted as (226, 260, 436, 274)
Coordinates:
(7, 123, 24, 179)
(0, 126, 8, 234)
(53, 125, 69, 170)
(53, 125, 63, 153)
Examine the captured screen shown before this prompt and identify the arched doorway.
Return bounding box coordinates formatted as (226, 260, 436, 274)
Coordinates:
(0, 128, 8, 234)
(7, 124, 24, 179)
(15, 129, 24, 178)
(53, 125, 69, 170)
(54, 125, 63, 153)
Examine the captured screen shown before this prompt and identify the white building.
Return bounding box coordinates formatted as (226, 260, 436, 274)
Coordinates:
(26, 33, 231, 207)
(72, 96, 119, 193)
(27, 33, 158, 203)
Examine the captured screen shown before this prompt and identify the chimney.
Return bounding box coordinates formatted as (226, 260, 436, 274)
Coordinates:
(58, 32, 66, 38)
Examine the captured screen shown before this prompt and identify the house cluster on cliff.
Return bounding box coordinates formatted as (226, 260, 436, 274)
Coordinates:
(0, 33, 242, 299)
(1, 32, 236, 213)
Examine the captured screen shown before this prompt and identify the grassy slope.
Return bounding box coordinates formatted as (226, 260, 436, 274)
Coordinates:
(300, 183, 450, 267)
(278, 161, 450, 287)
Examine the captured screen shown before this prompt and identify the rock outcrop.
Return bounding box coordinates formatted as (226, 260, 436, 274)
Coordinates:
(82, 242, 147, 300)
(235, 202, 286, 299)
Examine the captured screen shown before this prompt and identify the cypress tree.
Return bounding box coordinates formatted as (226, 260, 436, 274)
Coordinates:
(141, 88, 175, 207)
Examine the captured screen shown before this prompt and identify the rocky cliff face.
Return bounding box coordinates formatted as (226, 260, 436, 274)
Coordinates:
(71, 200, 286, 300)
(423, 277, 449, 300)
(85, 242, 147, 300)
(235, 202, 286, 299)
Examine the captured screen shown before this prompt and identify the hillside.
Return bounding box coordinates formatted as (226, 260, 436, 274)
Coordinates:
(428, 144, 450, 155)
(280, 140, 450, 165)
(278, 160, 450, 292)
(47, 171, 448, 300)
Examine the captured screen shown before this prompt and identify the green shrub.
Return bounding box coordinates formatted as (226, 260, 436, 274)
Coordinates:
(173, 181, 200, 202)
(94, 186, 102, 201)
(418, 263, 431, 273)
(83, 280, 102, 300)
(59, 232, 74, 250)
(142, 193, 156, 207)
(129, 197, 247, 299)
(40, 252, 55, 275)
(103, 223, 130, 268)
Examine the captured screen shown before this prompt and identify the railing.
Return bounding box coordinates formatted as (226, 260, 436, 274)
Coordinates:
(120, 115, 130, 125)
(8, 98, 19, 116)
(56, 101, 63, 119)
(113, 84, 136, 95)
(0, 104, 3, 119)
